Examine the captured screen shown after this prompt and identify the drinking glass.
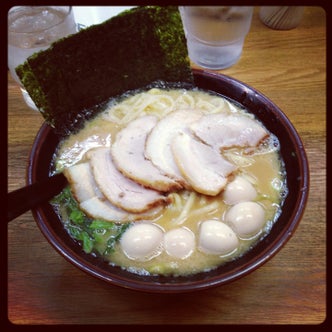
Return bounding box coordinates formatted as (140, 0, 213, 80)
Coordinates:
(179, 6, 253, 70)
(8, 6, 77, 110)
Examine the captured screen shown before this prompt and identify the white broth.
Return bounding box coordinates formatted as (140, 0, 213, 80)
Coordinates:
(53, 87, 287, 276)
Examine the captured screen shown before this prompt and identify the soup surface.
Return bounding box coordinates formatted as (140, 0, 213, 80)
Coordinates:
(53, 87, 287, 276)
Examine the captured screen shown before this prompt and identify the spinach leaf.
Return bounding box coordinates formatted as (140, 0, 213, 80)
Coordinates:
(52, 187, 131, 255)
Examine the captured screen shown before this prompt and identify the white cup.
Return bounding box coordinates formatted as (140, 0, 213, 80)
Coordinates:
(179, 6, 253, 70)
(8, 6, 77, 110)
(259, 6, 304, 30)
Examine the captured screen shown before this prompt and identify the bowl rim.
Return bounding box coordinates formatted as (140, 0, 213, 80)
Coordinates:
(27, 69, 309, 293)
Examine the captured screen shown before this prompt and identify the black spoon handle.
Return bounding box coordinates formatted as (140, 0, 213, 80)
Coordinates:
(7, 173, 67, 222)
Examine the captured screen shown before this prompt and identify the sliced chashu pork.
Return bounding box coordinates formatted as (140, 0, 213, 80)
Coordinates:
(63, 162, 99, 202)
(145, 109, 203, 188)
(87, 147, 170, 213)
(111, 115, 181, 192)
(63, 162, 162, 222)
(80, 197, 163, 222)
(190, 113, 269, 150)
(172, 132, 237, 196)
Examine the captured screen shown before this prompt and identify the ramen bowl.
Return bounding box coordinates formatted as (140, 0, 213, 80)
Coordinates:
(27, 69, 309, 293)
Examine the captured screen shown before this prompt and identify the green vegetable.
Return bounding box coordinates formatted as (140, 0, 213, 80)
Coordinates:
(52, 187, 130, 255)
(16, 6, 193, 136)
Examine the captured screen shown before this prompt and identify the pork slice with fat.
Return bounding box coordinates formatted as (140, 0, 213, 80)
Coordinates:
(190, 113, 269, 150)
(63, 162, 98, 202)
(171, 132, 237, 196)
(87, 147, 170, 213)
(145, 109, 203, 188)
(80, 197, 163, 222)
(63, 162, 163, 222)
(111, 115, 181, 192)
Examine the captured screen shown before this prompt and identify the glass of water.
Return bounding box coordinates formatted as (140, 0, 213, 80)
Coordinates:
(179, 6, 253, 70)
(8, 6, 77, 110)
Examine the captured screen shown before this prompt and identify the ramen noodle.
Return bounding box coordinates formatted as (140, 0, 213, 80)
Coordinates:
(53, 87, 287, 276)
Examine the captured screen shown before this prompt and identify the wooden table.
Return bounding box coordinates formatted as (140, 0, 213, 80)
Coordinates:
(7, 7, 326, 325)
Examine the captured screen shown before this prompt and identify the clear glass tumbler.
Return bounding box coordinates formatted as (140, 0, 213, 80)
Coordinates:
(8, 6, 77, 110)
(179, 6, 253, 70)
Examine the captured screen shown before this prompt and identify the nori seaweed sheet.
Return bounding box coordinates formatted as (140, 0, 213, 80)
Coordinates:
(16, 6, 194, 136)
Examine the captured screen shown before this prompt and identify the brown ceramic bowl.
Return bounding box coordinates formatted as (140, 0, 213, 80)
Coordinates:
(27, 69, 309, 293)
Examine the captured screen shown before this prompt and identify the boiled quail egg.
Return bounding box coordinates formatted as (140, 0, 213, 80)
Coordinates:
(223, 175, 257, 205)
(164, 227, 195, 259)
(198, 219, 239, 255)
(120, 223, 164, 261)
(225, 201, 265, 238)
